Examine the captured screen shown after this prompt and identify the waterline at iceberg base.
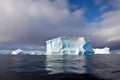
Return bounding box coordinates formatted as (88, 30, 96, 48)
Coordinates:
(46, 36, 110, 55)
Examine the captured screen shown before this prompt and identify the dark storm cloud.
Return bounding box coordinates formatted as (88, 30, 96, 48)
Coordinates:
(0, 0, 88, 44)
(0, 0, 119, 50)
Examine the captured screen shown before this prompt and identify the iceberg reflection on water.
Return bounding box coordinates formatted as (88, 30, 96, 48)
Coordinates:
(46, 55, 86, 74)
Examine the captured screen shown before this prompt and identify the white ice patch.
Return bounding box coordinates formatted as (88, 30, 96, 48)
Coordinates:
(93, 47, 110, 54)
(11, 49, 45, 55)
(11, 49, 24, 55)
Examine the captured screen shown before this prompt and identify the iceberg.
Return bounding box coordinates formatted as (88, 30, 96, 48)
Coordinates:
(46, 36, 94, 55)
(93, 47, 110, 54)
(24, 50, 45, 55)
(0, 50, 12, 55)
(11, 49, 45, 55)
(11, 49, 24, 55)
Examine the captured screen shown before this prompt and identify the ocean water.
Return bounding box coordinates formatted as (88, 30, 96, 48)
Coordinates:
(0, 54, 119, 80)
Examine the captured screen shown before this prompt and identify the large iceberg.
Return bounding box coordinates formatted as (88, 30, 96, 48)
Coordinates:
(46, 36, 94, 55)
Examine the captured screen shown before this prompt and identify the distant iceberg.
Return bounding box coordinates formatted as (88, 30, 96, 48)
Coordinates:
(93, 47, 110, 54)
(0, 50, 12, 55)
(11, 49, 24, 55)
(11, 49, 45, 55)
(46, 36, 94, 55)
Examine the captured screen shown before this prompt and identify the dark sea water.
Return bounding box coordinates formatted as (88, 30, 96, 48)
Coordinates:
(0, 54, 120, 80)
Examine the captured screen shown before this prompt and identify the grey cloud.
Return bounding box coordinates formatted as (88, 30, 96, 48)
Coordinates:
(0, 0, 119, 50)
(91, 10, 120, 50)
(109, 0, 120, 9)
(0, 0, 88, 44)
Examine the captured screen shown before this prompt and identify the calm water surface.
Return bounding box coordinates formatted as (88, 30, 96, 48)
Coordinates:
(0, 54, 120, 80)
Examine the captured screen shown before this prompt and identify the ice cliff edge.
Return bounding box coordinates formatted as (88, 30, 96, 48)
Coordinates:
(46, 36, 94, 55)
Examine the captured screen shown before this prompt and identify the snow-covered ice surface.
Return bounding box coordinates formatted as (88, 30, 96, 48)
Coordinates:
(24, 50, 45, 55)
(11, 49, 45, 55)
(11, 49, 24, 55)
(46, 36, 94, 55)
(0, 49, 45, 55)
(93, 47, 110, 54)
(0, 50, 12, 55)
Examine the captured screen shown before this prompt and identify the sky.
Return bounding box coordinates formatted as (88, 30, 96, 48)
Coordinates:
(0, 0, 120, 50)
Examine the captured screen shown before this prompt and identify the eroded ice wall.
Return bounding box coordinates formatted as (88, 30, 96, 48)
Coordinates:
(46, 36, 94, 55)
